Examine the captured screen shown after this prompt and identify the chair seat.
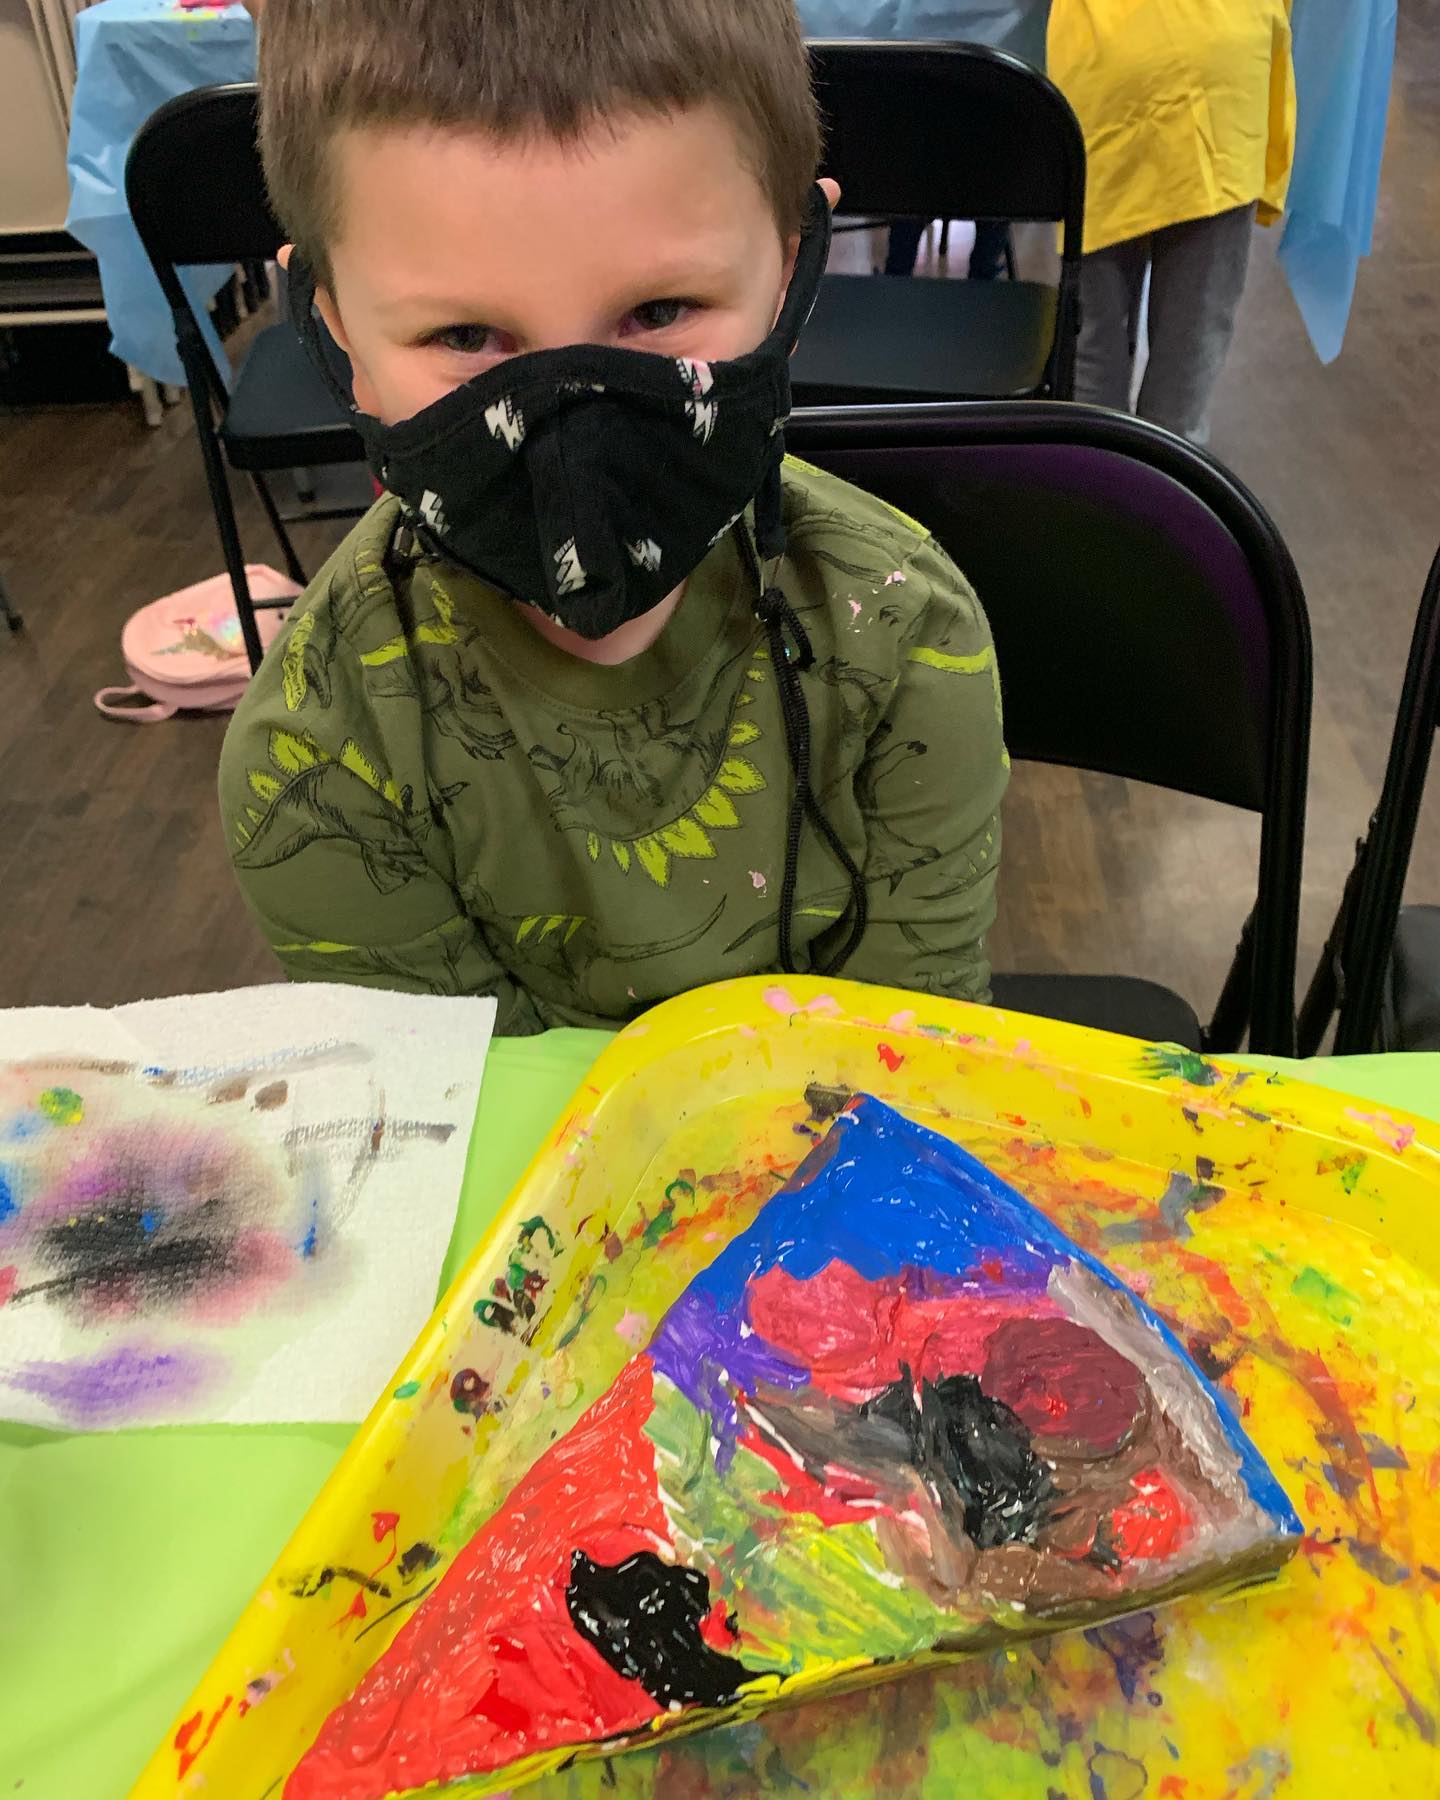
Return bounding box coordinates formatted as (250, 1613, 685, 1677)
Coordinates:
(1381, 905, 1440, 1051)
(988, 972, 1204, 1049)
(790, 272, 1058, 404)
(222, 321, 363, 470)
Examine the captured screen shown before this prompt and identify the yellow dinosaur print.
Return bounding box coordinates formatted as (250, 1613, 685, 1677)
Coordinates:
(358, 576, 461, 668)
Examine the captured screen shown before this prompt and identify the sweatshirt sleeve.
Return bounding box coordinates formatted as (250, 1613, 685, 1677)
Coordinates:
(822, 528, 1009, 1003)
(217, 591, 553, 1035)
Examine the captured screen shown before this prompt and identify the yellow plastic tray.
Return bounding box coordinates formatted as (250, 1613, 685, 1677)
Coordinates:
(135, 978, 1440, 1798)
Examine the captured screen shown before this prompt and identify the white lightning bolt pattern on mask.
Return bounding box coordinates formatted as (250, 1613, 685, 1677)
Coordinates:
(418, 489, 446, 532)
(686, 399, 719, 444)
(552, 538, 588, 595)
(675, 358, 714, 397)
(626, 539, 663, 573)
(484, 398, 526, 450)
(677, 358, 719, 443)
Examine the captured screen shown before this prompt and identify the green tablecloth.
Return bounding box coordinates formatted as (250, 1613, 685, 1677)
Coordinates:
(2, 1037, 1436, 1798)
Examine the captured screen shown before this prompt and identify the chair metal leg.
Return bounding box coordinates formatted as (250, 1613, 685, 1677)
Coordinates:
(182, 382, 267, 672)
(1201, 908, 1256, 1054)
(1002, 228, 1018, 282)
(938, 219, 951, 258)
(250, 472, 309, 587)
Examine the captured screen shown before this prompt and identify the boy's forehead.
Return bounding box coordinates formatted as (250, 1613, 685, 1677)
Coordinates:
(327, 105, 781, 301)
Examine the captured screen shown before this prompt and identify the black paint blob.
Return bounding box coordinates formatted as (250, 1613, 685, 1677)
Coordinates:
(864, 1370, 1056, 1548)
(564, 1550, 759, 1708)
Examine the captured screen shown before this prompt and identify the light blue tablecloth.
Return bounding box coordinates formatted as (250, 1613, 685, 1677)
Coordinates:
(798, 0, 1050, 66)
(65, 0, 257, 387)
(1277, 0, 1398, 364)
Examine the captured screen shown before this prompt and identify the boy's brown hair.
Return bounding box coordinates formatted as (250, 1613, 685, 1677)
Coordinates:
(258, 0, 820, 287)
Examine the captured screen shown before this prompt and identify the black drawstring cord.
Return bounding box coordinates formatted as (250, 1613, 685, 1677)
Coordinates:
(737, 528, 868, 977)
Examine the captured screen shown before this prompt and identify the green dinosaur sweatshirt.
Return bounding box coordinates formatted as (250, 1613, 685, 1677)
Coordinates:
(219, 458, 1008, 1034)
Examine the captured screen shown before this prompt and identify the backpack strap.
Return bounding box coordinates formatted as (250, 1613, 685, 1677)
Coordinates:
(93, 684, 177, 724)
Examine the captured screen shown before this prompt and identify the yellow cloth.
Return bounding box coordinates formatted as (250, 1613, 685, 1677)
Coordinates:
(1048, 0, 1296, 255)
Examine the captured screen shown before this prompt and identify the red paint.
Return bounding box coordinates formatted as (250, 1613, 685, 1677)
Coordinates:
(368, 1510, 400, 1578)
(747, 1261, 1056, 1404)
(1158, 1777, 1189, 1797)
(876, 1043, 904, 1072)
(173, 1695, 232, 1780)
(744, 1424, 888, 1528)
(979, 1258, 1004, 1282)
(290, 1355, 672, 1799)
(0, 1265, 15, 1308)
(1109, 1469, 1189, 1560)
(332, 1592, 368, 1629)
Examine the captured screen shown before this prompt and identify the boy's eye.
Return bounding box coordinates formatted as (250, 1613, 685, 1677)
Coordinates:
(424, 323, 507, 357)
(623, 299, 695, 336)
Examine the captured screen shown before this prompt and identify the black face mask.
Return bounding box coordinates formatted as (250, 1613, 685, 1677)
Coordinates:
(286, 188, 832, 640)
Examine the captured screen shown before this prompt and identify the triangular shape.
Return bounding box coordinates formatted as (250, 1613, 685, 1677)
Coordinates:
(289, 1096, 1302, 1797)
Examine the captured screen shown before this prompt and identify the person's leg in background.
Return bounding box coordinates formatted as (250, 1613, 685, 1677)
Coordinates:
(883, 218, 926, 276)
(968, 219, 1011, 282)
(1136, 201, 1258, 447)
(1073, 233, 1150, 413)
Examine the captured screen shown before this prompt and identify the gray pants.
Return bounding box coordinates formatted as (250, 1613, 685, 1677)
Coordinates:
(1074, 202, 1258, 447)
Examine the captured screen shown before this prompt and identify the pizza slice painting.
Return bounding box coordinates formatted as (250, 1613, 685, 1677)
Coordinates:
(288, 1096, 1303, 1799)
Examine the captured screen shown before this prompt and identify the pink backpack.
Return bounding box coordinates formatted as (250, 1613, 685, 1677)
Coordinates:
(94, 566, 303, 722)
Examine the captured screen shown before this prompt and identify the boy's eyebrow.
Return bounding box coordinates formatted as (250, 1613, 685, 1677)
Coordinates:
(372, 255, 746, 325)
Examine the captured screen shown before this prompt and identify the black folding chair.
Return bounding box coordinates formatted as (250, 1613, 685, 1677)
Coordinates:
(793, 43, 1086, 406)
(787, 402, 1312, 1055)
(1299, 545, 1440, 1053)
(126, 83, 364, 673)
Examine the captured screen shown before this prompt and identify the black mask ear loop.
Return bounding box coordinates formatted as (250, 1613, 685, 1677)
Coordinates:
(285, 252, 366, 418)
(731, 185, 865, 976)
(736, 516, 868, 979)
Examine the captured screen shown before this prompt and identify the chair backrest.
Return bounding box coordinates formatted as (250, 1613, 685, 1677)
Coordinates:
(1326, 544, 1440, 1052)
(809, 41, 1086, 265)
(126, 84, 280, 399)
(786, 402, 1312, 1053)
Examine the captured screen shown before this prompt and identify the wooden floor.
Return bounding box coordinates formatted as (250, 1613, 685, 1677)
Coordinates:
(2, 6, 1438, 1024)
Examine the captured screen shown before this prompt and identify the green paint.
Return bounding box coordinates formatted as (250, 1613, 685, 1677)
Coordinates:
(645, 1377, 952, 1676)
(556, 1272, 607, 1349)
(1339, 1157, 1366, 1195)
(1139, 1047, 1222, 1088)
(517, 1216, 558, 1253)
(642, 1204, 676, 1251)
(392, 1379, 421, 1399)
(1291, 1265, 1360, 1326)
(38, 1086, 84, 1126)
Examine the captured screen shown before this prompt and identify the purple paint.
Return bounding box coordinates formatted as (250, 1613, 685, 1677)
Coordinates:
(5, 1340, 222, 1427)
(649, 1288, 807, 1465)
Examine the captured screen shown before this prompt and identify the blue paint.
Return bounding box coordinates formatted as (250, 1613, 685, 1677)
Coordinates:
(1, 1113, 43, 1143)
(650, 1095, 1302, 1536)
(140, 1209, 159, 1236)
(300, 1187, 321, 1259)
(0, 1167, 15, 1224)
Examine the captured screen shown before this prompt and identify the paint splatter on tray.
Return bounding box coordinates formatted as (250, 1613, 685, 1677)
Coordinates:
(0, 985, 493, 1428)
(287, 1097, 1301, 1798)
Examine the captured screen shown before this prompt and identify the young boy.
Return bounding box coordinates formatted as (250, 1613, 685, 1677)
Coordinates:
(220, 0, 1008, 1035)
